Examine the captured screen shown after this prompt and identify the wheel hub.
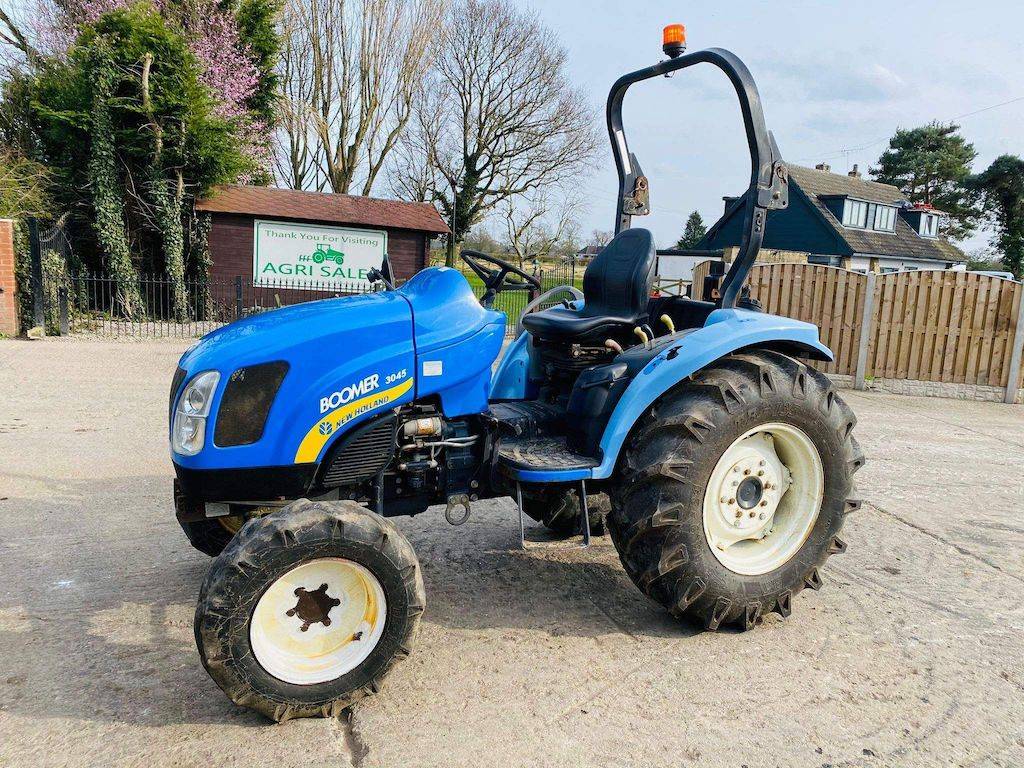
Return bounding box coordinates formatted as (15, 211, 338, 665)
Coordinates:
(735, 476, 764, 510)
(702, 424, 823, 576)
(250, 558, 387, 685)
(286, 583, 342, 632)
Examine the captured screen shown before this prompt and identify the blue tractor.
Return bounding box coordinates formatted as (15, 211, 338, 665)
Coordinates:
(173, 38, 862, 721)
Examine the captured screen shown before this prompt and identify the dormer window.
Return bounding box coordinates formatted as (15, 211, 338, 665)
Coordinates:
(834, 198, 897, 232)
(920, 213, 939, 238)
(900, 206, 944, 238)
(842, 200, 868, 228)
(873, 205, 896, 232)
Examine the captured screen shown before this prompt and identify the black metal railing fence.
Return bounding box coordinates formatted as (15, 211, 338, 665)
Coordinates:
(41, 258, 583, 339)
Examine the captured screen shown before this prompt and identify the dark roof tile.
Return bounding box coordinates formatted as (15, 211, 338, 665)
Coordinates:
(789, 165, 964, 263)
(196, 185, 450, 235)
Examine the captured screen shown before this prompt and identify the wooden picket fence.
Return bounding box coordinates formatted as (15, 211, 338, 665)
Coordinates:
(688, 261, 1024, 402)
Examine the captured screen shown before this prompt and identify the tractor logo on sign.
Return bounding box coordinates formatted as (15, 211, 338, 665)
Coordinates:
(318, 421, 334, 436)
(300, 243, 345, 265)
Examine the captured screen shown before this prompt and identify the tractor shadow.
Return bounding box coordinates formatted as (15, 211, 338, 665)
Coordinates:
(397, 502, 702, 642)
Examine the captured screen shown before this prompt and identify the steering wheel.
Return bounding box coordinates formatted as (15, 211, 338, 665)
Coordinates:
(460, 250, 542, 308)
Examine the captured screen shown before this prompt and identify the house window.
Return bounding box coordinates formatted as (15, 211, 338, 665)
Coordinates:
(842, 200, 868, 228)
(873, 205, 896, 232)
(807, 254, 843, 267)
(920, 214, 939, 238)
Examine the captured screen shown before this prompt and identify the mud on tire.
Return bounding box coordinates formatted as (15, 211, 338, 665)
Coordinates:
(194, 499, 425, 721)
(607, 349, 863, 631)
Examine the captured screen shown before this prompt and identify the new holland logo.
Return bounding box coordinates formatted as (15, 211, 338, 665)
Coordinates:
(294, 377, 414, 464)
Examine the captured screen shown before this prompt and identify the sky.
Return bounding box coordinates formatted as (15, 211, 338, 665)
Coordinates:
(7, 0, 1020, 254)
(506, 0, 1024, 254)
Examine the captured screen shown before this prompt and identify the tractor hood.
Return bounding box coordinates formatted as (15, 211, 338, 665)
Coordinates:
(171, 267, 504, 482)
(173, 289, 416, 472)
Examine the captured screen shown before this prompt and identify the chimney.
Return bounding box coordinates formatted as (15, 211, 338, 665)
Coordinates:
(815, 162, 831, 173)
(848, 164, 861, 178)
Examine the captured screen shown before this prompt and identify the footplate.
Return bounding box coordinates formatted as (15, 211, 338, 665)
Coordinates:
(497, 436, 599, 482)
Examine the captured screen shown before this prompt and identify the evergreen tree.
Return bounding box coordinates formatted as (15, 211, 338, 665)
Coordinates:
(972, 155, 1024, 279)
(675, 210, 707, 249)
(870, 121, 979, 241)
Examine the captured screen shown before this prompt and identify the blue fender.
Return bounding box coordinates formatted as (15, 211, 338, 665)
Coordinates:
(590, 308, 832, 479)
(490, 330, 537, 400)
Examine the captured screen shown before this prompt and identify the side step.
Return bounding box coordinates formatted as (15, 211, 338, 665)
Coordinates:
(498, 436, 600, 550)
(515, 480, 592, 550)
(497, 436, 599, 483)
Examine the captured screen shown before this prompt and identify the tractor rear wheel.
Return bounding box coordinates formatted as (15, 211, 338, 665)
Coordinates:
(194, 499, 424, 721)
(522, 487, 607, 536)
(607, 350, 863, 631)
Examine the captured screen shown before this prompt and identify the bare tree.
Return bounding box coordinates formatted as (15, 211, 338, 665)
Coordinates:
(0, 3, 39, 66)
(273, 5, 318, 189)
(503, 193, 579, 265)
(394, 0, 598, 265)
(275, 0, 445, 195)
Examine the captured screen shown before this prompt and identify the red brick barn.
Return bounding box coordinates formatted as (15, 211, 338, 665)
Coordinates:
(195, 186, 449, 289)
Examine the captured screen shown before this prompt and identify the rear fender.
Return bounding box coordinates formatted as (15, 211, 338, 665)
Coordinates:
(591, 308, 832, 479)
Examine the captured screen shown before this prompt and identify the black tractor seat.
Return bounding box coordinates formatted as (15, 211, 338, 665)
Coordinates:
(522, 228, 656, 342)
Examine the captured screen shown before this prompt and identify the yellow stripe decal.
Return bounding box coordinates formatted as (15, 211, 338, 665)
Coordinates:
(294, 378, 414, 463)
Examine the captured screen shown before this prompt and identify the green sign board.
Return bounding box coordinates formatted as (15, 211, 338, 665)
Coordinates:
(253, 219, 387, 289)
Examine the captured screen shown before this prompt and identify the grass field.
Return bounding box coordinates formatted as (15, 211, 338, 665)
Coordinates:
(452, 266, 583, 333)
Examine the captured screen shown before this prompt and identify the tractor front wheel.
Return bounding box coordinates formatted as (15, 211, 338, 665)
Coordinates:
(608, 350, 863, 631)
(180, 516, 245, 557)
(194, 499, 424, 721)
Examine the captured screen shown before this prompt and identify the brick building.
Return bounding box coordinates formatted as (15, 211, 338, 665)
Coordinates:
(195, 186, 449, 287)
(0, 220, 18, 337)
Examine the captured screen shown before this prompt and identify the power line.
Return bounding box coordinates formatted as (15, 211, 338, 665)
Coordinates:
(795, 94, 1024, 164)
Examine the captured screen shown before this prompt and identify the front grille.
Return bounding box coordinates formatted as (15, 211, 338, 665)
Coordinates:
(213, 361, 289, 447)
(169, 367, 186, 418)
(321, 415, 397, 487)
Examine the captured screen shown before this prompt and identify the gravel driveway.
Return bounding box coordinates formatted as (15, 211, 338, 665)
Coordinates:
(1, 338, 1022, 768)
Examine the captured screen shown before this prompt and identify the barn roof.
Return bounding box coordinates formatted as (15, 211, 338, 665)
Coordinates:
(196, 185, 450, 235)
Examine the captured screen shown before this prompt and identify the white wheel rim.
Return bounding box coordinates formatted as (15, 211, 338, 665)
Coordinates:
(702, 422, 824, 576)
(250, 558, 387, 686)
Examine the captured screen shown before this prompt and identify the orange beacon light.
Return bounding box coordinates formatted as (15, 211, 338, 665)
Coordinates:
(662, 24, 686, 58)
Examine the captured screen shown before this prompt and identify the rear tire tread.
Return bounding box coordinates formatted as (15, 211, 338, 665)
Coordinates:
(608, 349, 860, 631)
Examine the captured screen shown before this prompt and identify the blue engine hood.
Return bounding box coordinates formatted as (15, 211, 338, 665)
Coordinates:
(175, 291, 416, 469)
(178, 291, 410, 372)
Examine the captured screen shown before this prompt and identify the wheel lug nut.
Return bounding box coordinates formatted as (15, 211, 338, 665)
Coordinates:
(743, 469, 751, 476)
(760, 500, 768, 507)
(720, 496, 727, 504)
(748, 511, 756, 518)
(735, 510, 742, 519)
(757, 470, 764, 477)
(759, 513, 766, 520)
(759, 460, 766, 466)
(728, 498, 736, 505)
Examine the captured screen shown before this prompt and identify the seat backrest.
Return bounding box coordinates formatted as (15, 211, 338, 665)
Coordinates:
(581, 228, 656, 321)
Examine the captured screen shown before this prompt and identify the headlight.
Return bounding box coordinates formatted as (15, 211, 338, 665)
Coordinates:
(172, 371, 220, 456)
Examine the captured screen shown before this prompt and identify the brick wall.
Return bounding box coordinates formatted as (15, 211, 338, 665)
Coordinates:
(206, 213, 428, 285)
(0, 219, 18, 337)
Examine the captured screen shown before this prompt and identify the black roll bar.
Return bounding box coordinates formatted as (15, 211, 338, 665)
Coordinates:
(606, 47, 789, 309)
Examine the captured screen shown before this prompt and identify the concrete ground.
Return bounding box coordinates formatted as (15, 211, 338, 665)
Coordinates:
(1, 338, 1023, 768)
